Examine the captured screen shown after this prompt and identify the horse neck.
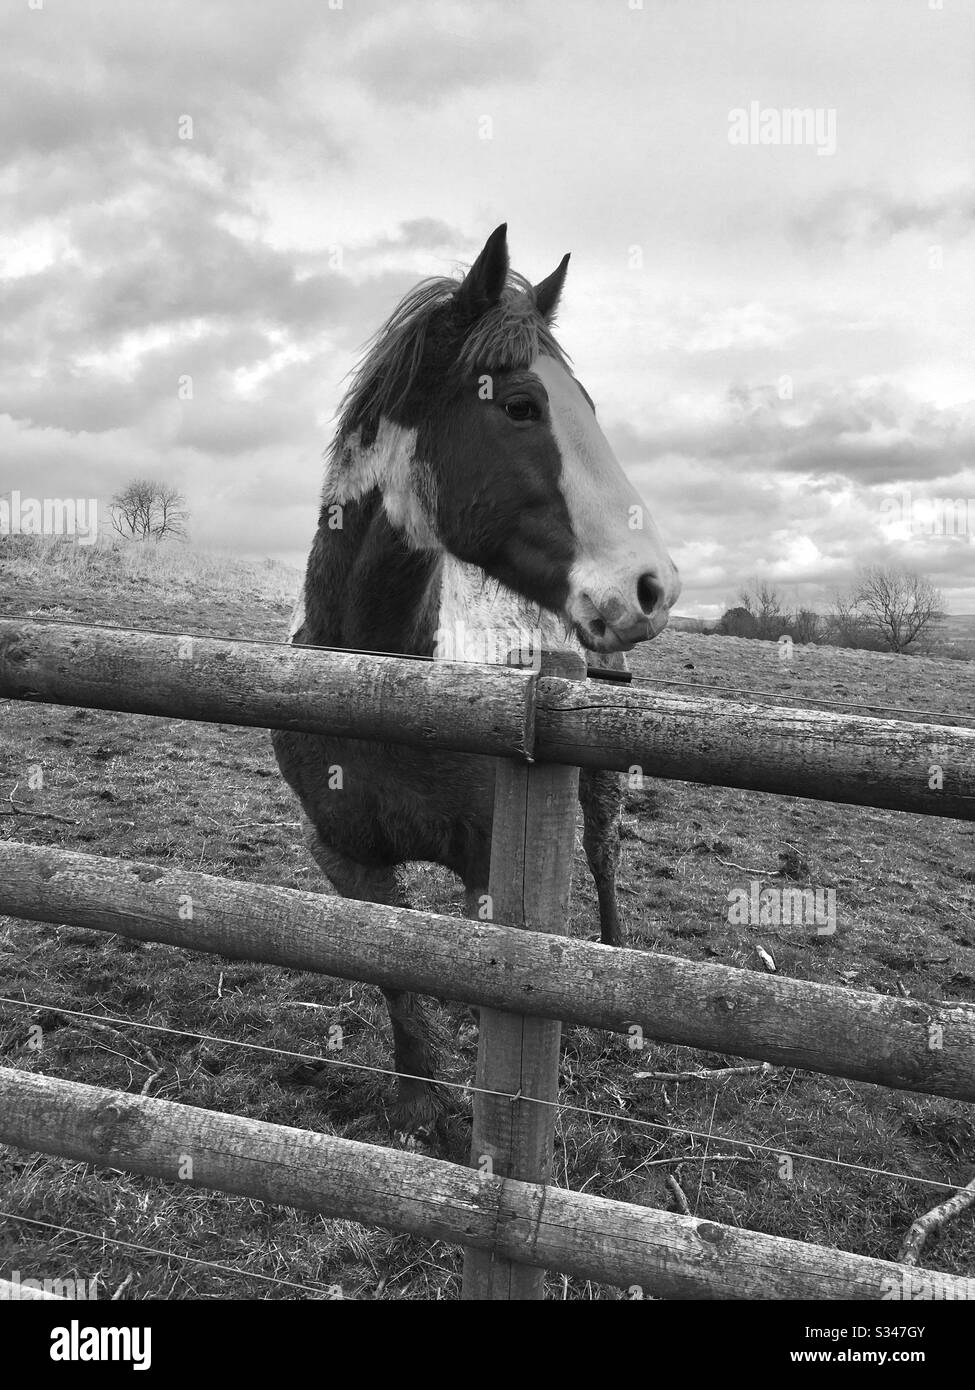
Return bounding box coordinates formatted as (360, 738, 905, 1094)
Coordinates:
(300, 487, 443, 656)
(300, 417, 584, 665)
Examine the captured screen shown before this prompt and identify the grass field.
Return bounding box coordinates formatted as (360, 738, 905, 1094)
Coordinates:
(670, 611, 975, 661)
(1, 537, 973, 1300)
(928, 614, 975, 663)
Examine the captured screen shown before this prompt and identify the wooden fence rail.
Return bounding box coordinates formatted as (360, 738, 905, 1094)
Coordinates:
(2, 618, 974, 818)
(535, 677, 975, 819)
(3, 1067, 972, 1301)
(3, 840, 974, 1101)
(0, 618, 534, 759)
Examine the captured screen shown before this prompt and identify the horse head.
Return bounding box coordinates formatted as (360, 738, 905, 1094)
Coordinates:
(326, 223, 680, 653)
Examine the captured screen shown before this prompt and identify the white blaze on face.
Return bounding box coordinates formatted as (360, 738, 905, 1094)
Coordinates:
(532, 355, 680, 646)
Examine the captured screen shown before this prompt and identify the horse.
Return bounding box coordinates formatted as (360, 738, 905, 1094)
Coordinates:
(273, 224, 680, 1131)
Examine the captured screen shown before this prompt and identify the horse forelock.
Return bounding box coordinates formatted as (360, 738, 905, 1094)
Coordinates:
(327, 271, 570, 468)
(453, 274, 571, 377)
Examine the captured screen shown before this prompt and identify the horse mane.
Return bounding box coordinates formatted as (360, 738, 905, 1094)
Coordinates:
(329, 270, 571, 460)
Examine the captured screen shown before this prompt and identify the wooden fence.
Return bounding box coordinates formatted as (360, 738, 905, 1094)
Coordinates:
(3, 618, 974, 816)
(0, 617, 974, 1300)
(3, 841, 974, 1101)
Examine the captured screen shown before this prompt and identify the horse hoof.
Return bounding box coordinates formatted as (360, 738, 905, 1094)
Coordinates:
(393, 1126, 435, 1152)
(592, 930, 623, 948)
(388, 1082, 442, 1135)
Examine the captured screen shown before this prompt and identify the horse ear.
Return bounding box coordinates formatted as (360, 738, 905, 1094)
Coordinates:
(455, 223, 509, 321)
(533, 252, 570, 322)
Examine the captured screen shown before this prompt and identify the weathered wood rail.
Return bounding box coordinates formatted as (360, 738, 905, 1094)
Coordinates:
(3, 840, 974, 1102)
(2, 1068, 972, 1301)
(2, 618, 974, 817)
(535, 677, 975, 817)
(0, 618, 534, 758)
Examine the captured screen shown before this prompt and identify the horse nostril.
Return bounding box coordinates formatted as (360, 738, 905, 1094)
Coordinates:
(637, 572, 664, 616)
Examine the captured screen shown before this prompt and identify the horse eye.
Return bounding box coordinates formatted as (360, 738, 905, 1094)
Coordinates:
(504, 398, 540, 422)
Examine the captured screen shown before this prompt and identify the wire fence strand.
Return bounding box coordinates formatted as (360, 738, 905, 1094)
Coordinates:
(624, 672, 975, 729)
(1, 994, 970, 1197)
(0, 1210, 351, 1298)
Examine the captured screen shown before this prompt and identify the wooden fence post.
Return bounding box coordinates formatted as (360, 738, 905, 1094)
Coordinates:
(462, 648, 585, 1300)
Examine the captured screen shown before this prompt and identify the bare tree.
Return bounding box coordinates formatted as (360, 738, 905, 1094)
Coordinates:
(823, 590, 870, 648)
(111, 480, 188, 539)
(110, 477, 150, 538)
(791, 608, 822, 644)
(155, 484, 188, 537)
(718, 605, 759, 637)
(851, 565, 945, 654)
(738, 580, 787, 640)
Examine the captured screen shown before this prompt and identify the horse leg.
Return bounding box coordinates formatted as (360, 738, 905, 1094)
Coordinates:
(462, 884, 492, 1031)
(579, 768, 624, 947)
(303, 822, 444, 1132)
(379, 988, 448, 1132)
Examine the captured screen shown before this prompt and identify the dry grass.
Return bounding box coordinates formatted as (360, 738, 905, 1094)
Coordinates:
(0, 533, 301, 605)
(1, 534, 973, 1299)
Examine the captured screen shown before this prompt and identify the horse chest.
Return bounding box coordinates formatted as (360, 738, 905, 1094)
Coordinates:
(434, 556, 584, 666)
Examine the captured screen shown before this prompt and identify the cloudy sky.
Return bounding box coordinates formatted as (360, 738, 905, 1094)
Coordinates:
(3, 0, 973, 616)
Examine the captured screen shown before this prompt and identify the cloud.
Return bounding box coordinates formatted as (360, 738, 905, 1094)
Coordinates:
(606, 378, 975, 614)
(612, 381, 975, 489)
(0, 4, 484, 450)
(1, 1, 329, 162)
(346, 4, 544, 107)
(790, 186, 975, 250)
(0, 150, 456, 433)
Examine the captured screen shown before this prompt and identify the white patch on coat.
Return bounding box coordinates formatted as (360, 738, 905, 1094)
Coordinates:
(433, 555, 584, 668)
(323, 420, 438, 550)
(286, 592, 305, 644)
